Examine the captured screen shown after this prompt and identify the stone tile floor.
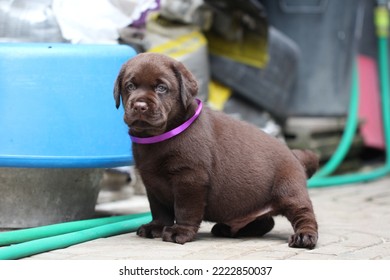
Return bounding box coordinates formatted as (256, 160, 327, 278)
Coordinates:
(24, 176, 390, 260)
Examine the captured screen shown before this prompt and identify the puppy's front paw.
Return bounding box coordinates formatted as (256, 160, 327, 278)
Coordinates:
(288, 231, 318, 249)
(162, 225, 198, 244)
(137, 222, 165, 239)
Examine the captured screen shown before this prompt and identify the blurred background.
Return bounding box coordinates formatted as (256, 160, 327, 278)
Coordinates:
(1, 0, 388, 220)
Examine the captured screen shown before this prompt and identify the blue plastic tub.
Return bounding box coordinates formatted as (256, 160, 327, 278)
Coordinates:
(0, 43, 136, 168)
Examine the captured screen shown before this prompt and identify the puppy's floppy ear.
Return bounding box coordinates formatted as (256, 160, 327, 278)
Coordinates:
(172, 61, 198, 108)
(113, 64, 126, 109)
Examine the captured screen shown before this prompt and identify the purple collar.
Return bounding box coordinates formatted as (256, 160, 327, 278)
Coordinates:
(130, 99, 203, 144)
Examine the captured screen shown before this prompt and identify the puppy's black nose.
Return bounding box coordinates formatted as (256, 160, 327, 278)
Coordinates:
(132, 101, 148, 113)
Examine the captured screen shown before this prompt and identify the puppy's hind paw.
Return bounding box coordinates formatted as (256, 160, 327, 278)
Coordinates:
(211, 223, 234, 237)
(162, 225, 198, 244)
(288, 231, 318, 249)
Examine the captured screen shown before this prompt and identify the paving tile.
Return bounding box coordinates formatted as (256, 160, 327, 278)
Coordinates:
(21, 176, 390, 260)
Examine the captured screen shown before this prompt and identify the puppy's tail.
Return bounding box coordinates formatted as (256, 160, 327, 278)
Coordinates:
(292, 149, 319, 179)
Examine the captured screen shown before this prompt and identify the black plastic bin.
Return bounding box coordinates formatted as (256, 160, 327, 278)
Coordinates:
(262, 0, 364, 117)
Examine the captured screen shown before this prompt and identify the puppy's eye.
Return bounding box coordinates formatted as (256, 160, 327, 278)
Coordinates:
(126, 82, 136, 91)
(155, 84, 168, 94)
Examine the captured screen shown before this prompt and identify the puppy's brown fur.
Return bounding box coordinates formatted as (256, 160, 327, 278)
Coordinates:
(114, 53, 319, 249)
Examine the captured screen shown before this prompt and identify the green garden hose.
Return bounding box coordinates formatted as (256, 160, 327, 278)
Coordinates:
(312, 64, 360, 178)
(0, 213, 152, 260)
(308, 4, 390, 187)
(0, 212, 151, 246)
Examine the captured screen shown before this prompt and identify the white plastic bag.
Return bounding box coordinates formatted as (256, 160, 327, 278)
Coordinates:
(52, 0, 158, 43)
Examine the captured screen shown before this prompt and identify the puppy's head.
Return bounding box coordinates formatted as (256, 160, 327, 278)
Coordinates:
(114, 53, 198, 136)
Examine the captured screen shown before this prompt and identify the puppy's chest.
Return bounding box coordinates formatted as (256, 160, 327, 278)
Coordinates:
(134, 149, 176, 201)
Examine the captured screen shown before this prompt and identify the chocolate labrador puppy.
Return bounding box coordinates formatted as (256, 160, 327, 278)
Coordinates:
(114, 53, 319, 249)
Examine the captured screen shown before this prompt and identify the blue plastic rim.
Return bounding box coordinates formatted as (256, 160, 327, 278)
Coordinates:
(0, 43, 136, 168)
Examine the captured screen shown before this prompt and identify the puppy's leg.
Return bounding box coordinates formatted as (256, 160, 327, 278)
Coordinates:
(274, 173, 318, 249)
(162, 174, 207, 244)
(285, 206, 318, 249)
(162, 190, 205, 244)
(212, 216, 275, 238)
(137, 193, 174, 239)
